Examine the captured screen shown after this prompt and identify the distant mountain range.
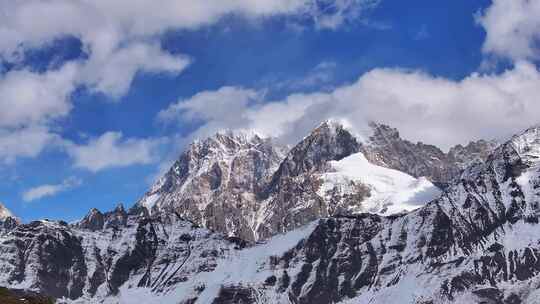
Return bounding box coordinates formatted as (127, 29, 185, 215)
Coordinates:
(4, 121, 540, 303)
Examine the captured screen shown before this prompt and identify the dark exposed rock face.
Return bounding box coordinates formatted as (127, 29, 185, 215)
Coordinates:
(212, 286, 257, 304)
(363, 122, 497, 188)
(0, 210, 238, 301)
(136, 131, 287, 241)
(276, 215, 384, 304)
(267, 121, 361, 185)
(0, 217, 19, 233)
(0, 287, 55, 304)
(0, 220, 87, 300)
(245, 126, 540, 304)
(0, 121, 526, 304)
(77, 204, 129, 232)
(256, 121, 364, 239)
(134, 121, 492, 242)
(265, 208, 540, 304)
(77, 208, 104, 231)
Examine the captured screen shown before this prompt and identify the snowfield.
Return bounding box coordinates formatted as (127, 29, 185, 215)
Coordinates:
(7, 122, 539, 304)
(63, 221, 319, 304)
(319, 152, 442, 215)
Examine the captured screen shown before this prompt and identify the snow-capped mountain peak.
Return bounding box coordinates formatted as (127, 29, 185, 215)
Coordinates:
(361, 122, 498, 187)
(509, 125, 540, 165)
(132, 121, 496, 241)
(1, 122, 538, 304)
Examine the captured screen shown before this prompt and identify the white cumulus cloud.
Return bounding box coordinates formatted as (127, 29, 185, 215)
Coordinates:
(158, 86, 262, 135)
(0, 63, 78, 128)
(0, 0, 378, 59)
(67, 132, 165, 172)
(0, 127, 62, 164)
(0, 0, 378, 164)
(80, 43, 190, 98)
(477, 0, 540, 62)
(22, 177, 82, 202)
(0, 63, 78, 163)
(160, 61, 540, 150)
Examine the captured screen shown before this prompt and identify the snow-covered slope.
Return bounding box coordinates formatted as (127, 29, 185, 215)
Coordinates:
(511, 124, 540, 165)
(362, 122, 498, 187)
(134, 121, 489, 241)
(81, 221, 319, 304)
(103, 124, 540, 304)
(48, 122, 540, 304)
(0, 207, 243, 302)
(319, 152, 441, 215)
(0, 120, 508, 303)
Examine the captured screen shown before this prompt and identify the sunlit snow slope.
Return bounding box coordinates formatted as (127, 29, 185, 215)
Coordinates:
(319, 152, 442, 215)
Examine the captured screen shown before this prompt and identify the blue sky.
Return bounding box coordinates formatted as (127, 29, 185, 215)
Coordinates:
(1, 0, 539, 222)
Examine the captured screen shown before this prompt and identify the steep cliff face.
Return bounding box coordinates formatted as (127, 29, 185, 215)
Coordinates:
(0, 206, 240, 302)
(0, 124, 536, 304)
(118, 125, 540, 304)
(447, 139, 498, 170)
(67, 123, 540, 303)
(258, 126, 540, 304)
(0, 287, 55, 304)
(135, 131, 287, 241)
(254, 121, 365, 240)
(362, 122, 497, 188)
(136, 121, 454, 241)
(76, 203, 128, 232)
(0, 220, 87, 299)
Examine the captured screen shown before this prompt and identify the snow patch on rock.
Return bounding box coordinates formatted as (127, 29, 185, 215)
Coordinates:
(320, 152, 442, 215)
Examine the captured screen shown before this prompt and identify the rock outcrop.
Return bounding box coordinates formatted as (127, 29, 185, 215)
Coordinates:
(362, 122, 497, 188)
(135, 121, 492, 241)
(0, 121, 514, 304)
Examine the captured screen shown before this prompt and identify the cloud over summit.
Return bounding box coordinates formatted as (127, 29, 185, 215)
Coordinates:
(0, 0, 377, 165)
(156, 1, 540, 151)
(164, 62, 540, 151)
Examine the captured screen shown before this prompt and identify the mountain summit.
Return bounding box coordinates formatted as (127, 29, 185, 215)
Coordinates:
(134, 121, 493, 241)
(0, 120, 521, 304)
